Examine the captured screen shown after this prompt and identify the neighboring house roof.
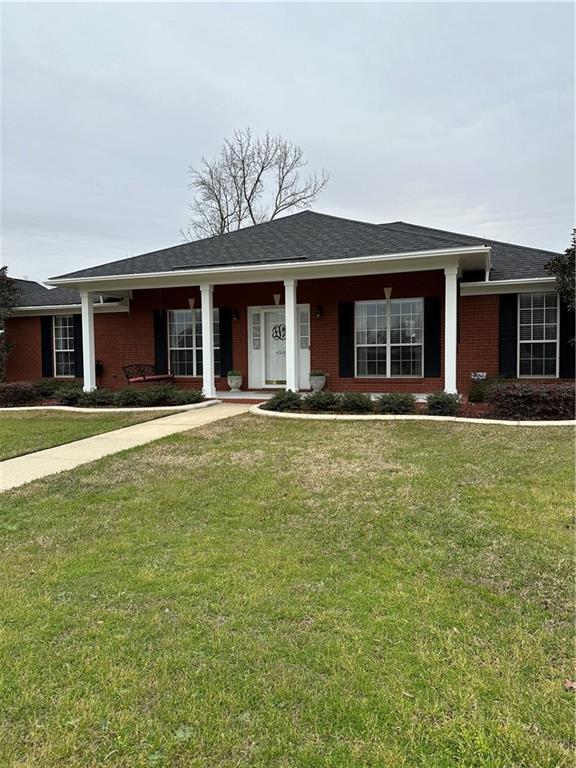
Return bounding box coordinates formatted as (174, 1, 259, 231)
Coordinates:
(13, 278, 121, 309)
(13, 278, 83, 307)
(50, 210, 560, 283)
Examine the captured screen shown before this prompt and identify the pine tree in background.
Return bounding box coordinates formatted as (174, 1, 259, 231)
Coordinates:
(0, 267, 21, 381)
(546, 229, 575, 312)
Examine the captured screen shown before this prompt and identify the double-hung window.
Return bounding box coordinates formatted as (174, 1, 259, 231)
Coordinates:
(355, 298, 423, 377)
(518, 293, 559, 377)
(53, 315, 75, 377)
(168, 309, 220, 377)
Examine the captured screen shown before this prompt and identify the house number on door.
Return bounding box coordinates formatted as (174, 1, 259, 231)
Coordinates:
(271, 324, 286, 341)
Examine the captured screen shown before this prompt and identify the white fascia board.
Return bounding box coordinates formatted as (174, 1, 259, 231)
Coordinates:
(11, 302, 129, 317)
(47, 246, 490, 292)
(460, 277, 556, 296)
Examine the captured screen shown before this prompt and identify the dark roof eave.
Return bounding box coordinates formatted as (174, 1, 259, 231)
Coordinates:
(49, 245, 491, 287)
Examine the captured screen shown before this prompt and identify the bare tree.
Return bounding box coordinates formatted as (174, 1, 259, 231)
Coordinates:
(182, 129, 329, 239)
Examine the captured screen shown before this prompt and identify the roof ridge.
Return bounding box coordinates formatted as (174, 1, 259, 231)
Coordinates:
(297, 209, 379, 227)
(386, 221, 561, 256)
(377, 221, 475, 249)
(50, 210, 378, 280)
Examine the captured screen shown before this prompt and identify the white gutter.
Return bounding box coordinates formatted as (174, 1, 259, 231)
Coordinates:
(11, 301, 129, 316)
(460, 277, 556, 296)
(48, 245, 491, 289)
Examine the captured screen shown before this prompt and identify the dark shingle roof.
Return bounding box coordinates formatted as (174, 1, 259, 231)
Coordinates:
(51, 212, 479, 280)
(382, 222, 559, 281)
(13, 279, 82, 307)
(13, 279, 122, 309)
(51, 211, 560, 282)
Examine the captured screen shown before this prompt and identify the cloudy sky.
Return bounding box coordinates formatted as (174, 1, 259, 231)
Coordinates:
(2, 2, 573, 282)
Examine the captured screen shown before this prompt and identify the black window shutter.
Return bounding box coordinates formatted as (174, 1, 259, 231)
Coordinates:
(559, 301, 575, 378)
(73, 315, 83, 378)
(423, 297, 441, 377)
(40, 316, 54, 377)
(153, 310, 168, 375)
(338, 302, 355, 377)
(499, 294, 518, 377)
(219, 308, 233, 377)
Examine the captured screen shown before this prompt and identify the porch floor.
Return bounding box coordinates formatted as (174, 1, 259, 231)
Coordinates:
(213, 390, 431, 403)
(214, 390, 274, 402)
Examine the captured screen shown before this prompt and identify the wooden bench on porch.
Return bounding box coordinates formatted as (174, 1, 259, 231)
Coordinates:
(122, 364, 174, 385)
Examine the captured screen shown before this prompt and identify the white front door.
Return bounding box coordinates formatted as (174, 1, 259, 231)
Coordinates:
(264, 309, 286, 385)
(248, 305, 310, 389)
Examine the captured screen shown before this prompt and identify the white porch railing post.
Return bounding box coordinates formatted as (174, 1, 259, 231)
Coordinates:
(80, 290, 97, 392)
(284, 278, 299, 392)
(200, 284, 216, 398)
(444, 266, 458, 394)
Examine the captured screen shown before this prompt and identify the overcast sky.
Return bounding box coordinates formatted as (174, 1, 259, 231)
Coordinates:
(1, 2, 573, 282)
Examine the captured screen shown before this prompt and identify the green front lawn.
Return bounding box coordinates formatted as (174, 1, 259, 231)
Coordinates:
(0, 410, 176, 461)
(1, 417, 573, 767)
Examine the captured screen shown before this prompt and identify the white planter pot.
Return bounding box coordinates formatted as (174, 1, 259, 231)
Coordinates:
(227, 375, 243, 392)
(309, 375, 326, 392)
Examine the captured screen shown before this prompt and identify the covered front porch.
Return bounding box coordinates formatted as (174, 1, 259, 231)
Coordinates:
(51, 244, 490, 397)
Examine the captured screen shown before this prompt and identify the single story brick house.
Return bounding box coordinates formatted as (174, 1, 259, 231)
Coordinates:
(5, 211, 575, 396)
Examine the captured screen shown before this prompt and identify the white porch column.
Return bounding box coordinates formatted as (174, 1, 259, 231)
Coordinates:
(284, 278, 299, 391)
(444, 266, 458, 394)
(200, 284, 216, 398)
(80, 290, 96, 392)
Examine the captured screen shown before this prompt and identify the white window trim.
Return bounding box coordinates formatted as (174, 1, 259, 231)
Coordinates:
(354, 298, 425, 379)
(53, 315, 75, 378)
(517, 292, 560, 379)
(167, 308, 220, 379)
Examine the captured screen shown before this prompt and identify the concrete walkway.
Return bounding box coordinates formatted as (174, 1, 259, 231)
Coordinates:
(0, 402, 251, 492)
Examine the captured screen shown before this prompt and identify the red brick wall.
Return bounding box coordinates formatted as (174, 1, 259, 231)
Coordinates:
(456, 294, 571, 393)
(97, 284, 292, 390)
(6, 276, 571, 395)
(4, 316, 43, 382)
(298, 271, 445, 392)
(107, 274, 447, 393)
(457, 294, 500, 391)
(95, 306, 155, 389)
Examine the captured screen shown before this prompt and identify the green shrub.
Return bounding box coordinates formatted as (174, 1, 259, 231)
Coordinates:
(54, 385, 83, 406)
(302, 390, 340, 413)
(263, 390, 302, 412)
(376, 392, 417, 415)
(114, 388, 150, 407)
(140, 385, 204, 406)
(0, 381, 38, 407)
(53, 384, 204, 408)
(135, 385, 171, 407)
(77, 389, 116, 407)
(468, 377, 501, 404)
(488, 383, 575, 421)
(31, 378, 66, 399)
(167, 387, 204, 406)
(338, 391, 374, 414)
(426, 392, 460, 416)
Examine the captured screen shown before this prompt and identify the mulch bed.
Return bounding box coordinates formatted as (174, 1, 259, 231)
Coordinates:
(450, 402, 491, 419)
(414, 401, 492, 419)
